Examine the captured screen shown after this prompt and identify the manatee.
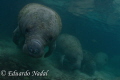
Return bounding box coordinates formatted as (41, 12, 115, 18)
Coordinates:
(56, 34, 83, 70)
(94, 52, 108, 70)
(13, 3, 62, 58)
(81, 50, 96, 76)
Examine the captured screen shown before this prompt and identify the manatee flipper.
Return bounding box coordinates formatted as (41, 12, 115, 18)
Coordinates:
(60, 55, 65, 66)
(44, 41, 56, 58)
(13, 26, 24, 47)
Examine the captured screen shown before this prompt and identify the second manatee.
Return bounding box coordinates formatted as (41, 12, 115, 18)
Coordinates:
(56, 34, 83, 70)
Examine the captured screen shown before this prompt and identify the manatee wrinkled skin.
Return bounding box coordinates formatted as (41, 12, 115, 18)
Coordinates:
(13, 3, 62, 58)
(56, 34, 83, 70)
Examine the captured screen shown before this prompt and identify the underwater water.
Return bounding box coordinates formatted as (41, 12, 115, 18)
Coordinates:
(0, 0, 120, 80)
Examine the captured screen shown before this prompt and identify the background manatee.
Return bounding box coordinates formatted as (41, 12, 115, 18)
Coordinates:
(94, 52, 108, 70)
(13, 3, 62, 58)
(56, 34, 83, 70)
(81, 50, 96, 76)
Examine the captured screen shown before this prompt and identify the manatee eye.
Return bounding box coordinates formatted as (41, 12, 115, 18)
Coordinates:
(25, 28, 30, 33)
(49, 36, 53, 41)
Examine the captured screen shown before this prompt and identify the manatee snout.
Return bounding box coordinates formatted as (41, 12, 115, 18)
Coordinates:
(23, 39, 44, 58)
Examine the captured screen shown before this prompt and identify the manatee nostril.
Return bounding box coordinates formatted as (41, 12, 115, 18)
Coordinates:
(23, 39, 44, 58)
(28, 46, 40, 54)
(25, 28, 30, 33)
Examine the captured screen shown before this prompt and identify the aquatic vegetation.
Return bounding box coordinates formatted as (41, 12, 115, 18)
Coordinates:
(0, 35, 115, 80)
(0, 53, 32, 80)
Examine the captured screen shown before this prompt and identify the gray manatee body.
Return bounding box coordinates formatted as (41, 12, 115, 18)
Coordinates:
(56, 34, 83, 70)
(13, 3, 62, 58)
(81, 50, 96, 76)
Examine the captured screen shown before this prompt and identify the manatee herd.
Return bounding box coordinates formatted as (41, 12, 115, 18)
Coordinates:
(13, 3, 108, 76)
